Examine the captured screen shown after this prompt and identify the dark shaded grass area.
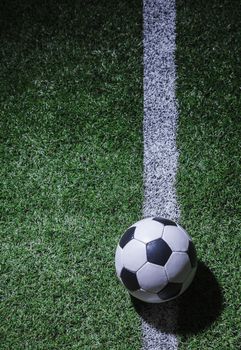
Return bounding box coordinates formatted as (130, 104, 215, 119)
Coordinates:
(0, 1, 143, 349)
(176, 0, 241, 348)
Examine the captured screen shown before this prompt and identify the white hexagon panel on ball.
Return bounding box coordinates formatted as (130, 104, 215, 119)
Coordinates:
(122, 239, 147, 272)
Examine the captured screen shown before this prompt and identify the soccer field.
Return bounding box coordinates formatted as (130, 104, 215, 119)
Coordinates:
(0, 1, 142, 349)
(176, 1, 240, 348)
(0, 0, 240, 349)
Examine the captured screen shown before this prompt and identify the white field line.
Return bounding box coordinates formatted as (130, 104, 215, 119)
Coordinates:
(142, 0, 179, 349)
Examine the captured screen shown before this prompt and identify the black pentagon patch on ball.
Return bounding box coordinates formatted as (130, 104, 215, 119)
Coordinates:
(187, 240, 197, 268)
(146, 238, 172, 266)
(120, 267, 140, 291)
(158, 282, 182, 300)
(152, 217, 177, 226)
(119, 226, 135, 249)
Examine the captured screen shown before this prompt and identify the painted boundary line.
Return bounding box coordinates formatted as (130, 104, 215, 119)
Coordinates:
(142, 0, 179, 349)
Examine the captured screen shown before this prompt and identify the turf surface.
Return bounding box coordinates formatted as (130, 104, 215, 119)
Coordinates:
(1, 1, 240, 349)
(0, 1, 143, 349)
(176, 0, 241, 348)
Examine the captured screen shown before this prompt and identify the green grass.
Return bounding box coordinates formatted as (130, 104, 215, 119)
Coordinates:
(176, 0, 241, 348)
(0, 1, 143, 349)
(1, 1, 240, 349)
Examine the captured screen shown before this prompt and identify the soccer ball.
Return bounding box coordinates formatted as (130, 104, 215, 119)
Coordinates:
(115, 217, 197, 303)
